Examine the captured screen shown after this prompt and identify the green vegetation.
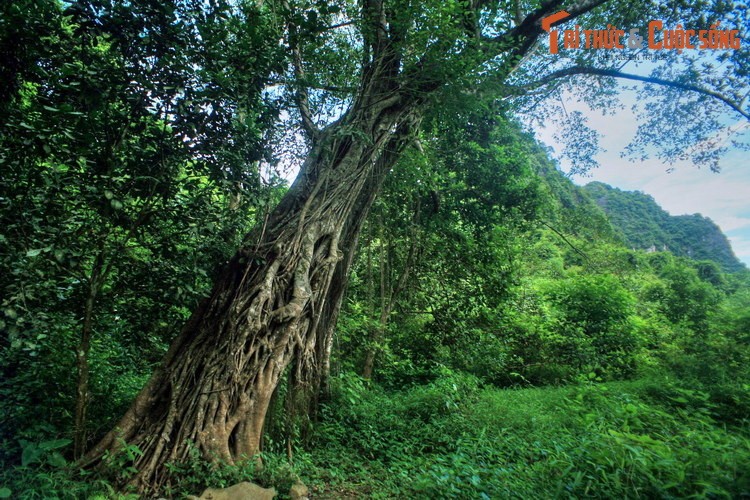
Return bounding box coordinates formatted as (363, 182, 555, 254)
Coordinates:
(301, 373, 750, 498)
(584, 182, 745, 273)
(5, 105, 750, 496)
(1, 0, 749, 498)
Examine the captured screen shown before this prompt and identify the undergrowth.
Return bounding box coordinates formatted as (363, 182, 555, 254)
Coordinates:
(2, 371, 748, 498)
(304, 371, 750, 498)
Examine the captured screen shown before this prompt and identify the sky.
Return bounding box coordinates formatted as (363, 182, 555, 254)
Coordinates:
(534, 92, 750, 267)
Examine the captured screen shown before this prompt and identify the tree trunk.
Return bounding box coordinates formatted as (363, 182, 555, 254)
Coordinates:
(362, 205, 419, 379)
(81, 71, 421, 491)
(73, 211, 148, 459)
(74, 253, 105, 459)
(361, 230, 390, 380)
(361, 313, 388, 380)
(281, 142, 407, 445)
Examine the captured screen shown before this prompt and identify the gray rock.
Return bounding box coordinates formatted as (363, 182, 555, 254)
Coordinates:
(289, 480, 309, 500)
(195, 482, 276, 500)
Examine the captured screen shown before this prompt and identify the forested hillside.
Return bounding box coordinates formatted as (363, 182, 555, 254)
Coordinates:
(584, 182, 745, 272)
(1, 0, 749, 498)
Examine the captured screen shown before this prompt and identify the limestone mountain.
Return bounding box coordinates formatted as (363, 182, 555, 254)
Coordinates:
(582, 181, 744, 272)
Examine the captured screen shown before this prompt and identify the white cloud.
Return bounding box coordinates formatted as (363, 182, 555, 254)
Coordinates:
(533, 91, 750, 266)
(726, 233, 750, 266)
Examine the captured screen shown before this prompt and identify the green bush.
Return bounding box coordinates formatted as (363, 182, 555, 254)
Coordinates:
(0, 438, 125, 499)
(541, 274, 639, 378)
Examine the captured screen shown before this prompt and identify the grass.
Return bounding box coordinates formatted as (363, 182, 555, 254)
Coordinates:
(2, 374, 748, 498)
(297, 373, 750, 499)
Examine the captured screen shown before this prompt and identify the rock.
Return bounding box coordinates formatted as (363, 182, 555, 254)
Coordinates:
(289, 480, 309, 500)
(195, 482, 276, 500)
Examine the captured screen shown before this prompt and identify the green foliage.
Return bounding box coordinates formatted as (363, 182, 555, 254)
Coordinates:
(2, 2, 748, 495)
(0, 0, 284, 461)
(540, 274, 638, 378)
(0, 438, 125, 499)
(161, 444, 257, 497)
(301, 375, 750, 498)
(317, 370, 481, 462)
(584, 182, 745, 273)
(1, 438, 306, 499)
(101, 440, 145, 485)
(641, 255, 723, 330)
(337, 111, 548, 384)
(313, 99, 750, 497)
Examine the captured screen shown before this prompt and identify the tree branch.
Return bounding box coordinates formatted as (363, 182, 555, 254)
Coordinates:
(317, 20, 356, 33)
(362, 0, 388, 55)
(478, 0, 607, 85)
(528, 66, 750, 121)
(266, 78, 355, 94)
(283, 0, 321, 141)
(291, 49, 320, 140)
(490, 0, 604, 46)
(484, 0, 609, 59)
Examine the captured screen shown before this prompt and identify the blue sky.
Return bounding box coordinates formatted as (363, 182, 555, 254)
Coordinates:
(274, 83, 750, 267)
(534, 93, 750, 267)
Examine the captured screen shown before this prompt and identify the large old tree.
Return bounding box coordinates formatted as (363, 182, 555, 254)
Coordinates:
(75, 0, 748, 490)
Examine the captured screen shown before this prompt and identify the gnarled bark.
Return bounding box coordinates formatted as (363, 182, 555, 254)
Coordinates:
(283, 118, 418, 445)
(81, 66, 421, 491)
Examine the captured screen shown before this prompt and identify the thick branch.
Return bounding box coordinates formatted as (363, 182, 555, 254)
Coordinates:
(560, 0, 610, 23)
(487, 0, 563, 46)
(362, 0, 388, 56)
(514, 0, 524, 25)
(473, 0, 573, 87)
(529, 66, 750, 121)
(486, 0, 607, 56)
(292, 49, 320, 140)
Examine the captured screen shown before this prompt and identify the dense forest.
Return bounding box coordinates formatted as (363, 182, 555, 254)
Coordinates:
(1, 0, 749, 498)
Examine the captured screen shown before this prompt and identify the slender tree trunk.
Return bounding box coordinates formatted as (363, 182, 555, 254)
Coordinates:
(81, 68, 422, 490)
(362, 205, 419, 379)
(361, 311, 389, 380)
(73, 210, 149, 459)
(362, 226, 390, 380)
(74, 253, 105, 459)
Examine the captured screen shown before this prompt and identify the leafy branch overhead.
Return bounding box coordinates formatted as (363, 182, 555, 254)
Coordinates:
(279, 0, 748, 170)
